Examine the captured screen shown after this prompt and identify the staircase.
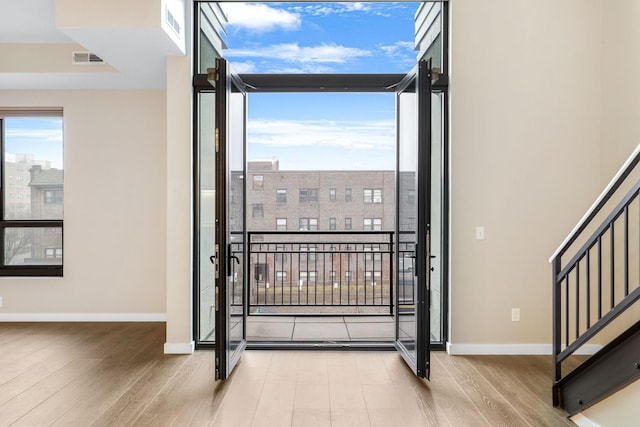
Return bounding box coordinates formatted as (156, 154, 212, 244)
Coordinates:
(550, 145, 640, 419)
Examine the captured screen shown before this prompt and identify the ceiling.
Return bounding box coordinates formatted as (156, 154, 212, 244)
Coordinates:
(0, 0, 187, 90)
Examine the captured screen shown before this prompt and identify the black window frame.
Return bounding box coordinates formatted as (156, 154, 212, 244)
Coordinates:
(276, 188, 287, 203)
(0, 112, 64, 277)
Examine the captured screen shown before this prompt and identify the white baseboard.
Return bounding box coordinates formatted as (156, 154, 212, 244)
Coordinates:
(570, 413, 601, 427)
(164, 341, 195, 354)
(0, 313, 167, 322)
(446, 342, 603, 355)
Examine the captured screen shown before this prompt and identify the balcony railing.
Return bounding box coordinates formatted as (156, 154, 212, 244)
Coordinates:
(242, 231, 406, 315)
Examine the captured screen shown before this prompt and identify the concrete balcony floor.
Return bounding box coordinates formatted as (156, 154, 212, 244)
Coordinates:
(247, 315, 395, 342)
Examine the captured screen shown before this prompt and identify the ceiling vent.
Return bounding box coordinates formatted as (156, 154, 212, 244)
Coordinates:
(72, 51, 105, 65)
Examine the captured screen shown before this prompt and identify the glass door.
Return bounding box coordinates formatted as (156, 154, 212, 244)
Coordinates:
(214, 58, 248, 380)
(395, 60, 432, 379)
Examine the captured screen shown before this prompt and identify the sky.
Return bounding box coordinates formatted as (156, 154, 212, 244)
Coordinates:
(220, 2, 420, 170)
(4, 118, 64, 170)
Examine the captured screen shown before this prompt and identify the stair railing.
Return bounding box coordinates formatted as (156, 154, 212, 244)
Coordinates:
(550, 144, 640, 406)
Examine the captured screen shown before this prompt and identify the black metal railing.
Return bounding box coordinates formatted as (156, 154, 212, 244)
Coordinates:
(246, 231, 395, 314)
(551, 145, 640, 406)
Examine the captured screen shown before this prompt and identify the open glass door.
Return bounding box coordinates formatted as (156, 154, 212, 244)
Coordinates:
(395, 60, 432, 378)
(214, 58, 248, 380)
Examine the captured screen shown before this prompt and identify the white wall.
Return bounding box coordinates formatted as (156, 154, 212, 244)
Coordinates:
(0, 90, 167, 319)
(448, 0, 604, 349)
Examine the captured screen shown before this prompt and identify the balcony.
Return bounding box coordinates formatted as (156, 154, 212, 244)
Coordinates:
(228, 231, 417, 342)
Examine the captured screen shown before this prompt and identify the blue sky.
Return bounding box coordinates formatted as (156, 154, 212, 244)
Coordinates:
(4, 118, 64, 169)
(220, 2, 419, 170)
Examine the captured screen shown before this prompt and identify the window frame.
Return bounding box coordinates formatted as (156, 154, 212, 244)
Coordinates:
(0, 111, 64, 277)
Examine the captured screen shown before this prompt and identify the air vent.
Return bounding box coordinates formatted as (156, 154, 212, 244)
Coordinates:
(72, 51, 105, 65)
(166, 7, 181, 35)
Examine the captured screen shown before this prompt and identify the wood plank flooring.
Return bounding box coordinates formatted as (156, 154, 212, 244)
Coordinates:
(0, 322, 574, 426)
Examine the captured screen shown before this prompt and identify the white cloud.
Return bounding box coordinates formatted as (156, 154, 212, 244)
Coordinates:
(6, 128, 62, 142)
(248, 118, 394, 152)
(226, 43, 371, 64)
(221, 3, 301, 32)
(289, 2, 405, 18)
(380, 41, 415, 56)
(229, 61, 257, 74)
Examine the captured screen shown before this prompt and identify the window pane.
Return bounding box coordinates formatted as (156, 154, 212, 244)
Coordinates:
(4, 118, 64, 220)
(5, 227, 62, 265)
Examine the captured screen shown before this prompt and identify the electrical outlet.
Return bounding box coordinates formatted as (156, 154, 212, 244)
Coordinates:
(511, 308, 520, 322)
(475, 226, 485, 240)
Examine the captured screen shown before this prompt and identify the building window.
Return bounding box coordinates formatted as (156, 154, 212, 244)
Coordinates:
(276, 271, 287, 282)
(253, 175, 264, 190)
(329, 188, 336, 201)
(275, 244, 287, 262)
(329, 217, 337, 230)
(364, 189, 382, 203)
(363, 218, 382, 231)
(299, 218, 318, 231)
(300, 244, 317, 262)
(276, 189, 287, 203)
(252, 203, 264, 219)
(299, 188, 318, 203)
(345, 218, 352, 230)
(364, 245, 382, 261)
(44, 248, 63, 258)
(408, 189, 416, 203)
(0, 111, 64, 276)
(329, 270, 336, 280)
(345, 271, 352, 280)
(276, 218, 287, 231)
(300, 271, 317, 282)
(365, 271, 382, 284)
(345, 188, 352, 202)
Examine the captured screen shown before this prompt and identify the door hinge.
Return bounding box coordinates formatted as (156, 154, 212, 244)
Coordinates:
(207, 67, 219, 82)
(215, 128, 219, 153)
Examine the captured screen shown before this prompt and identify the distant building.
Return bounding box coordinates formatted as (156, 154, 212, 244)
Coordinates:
(245, 160, 395, 232)
(28, 165, 64, 264)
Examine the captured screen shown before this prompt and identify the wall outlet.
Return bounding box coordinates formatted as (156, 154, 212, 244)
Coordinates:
(511, 308, 520, 322)
(475, 226, 485, 240)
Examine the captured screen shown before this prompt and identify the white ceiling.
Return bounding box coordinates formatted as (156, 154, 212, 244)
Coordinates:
(0, 0, 186, 89)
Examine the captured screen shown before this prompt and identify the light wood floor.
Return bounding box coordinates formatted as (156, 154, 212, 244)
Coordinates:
(0, 322, 575, 426)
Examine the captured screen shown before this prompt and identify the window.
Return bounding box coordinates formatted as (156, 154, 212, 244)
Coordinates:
(253, 175, 264, 190)
(252, 203, 264, 219)
(275, 244, 287, 262)
(345, 188, 352, 202)
(299, 188, 318, 203)
(0, 111, 64, 276)
(364, 245, 382, 261)
(329, 188, 336, 201)
(300, 244, 317, 261)
(44, 248, 63, 258)
(329, 217, 336, 230)
(364, 189, 383, 203)
(363, 218, 382, 231)
(345, 218, 352, 230)
(329, 270, 336, 280)
(276, 189, 287, 203)
(276, 271, 287, 282)
(365, 271, 382, 284)
(345, 271, 352, 280)
(408, 189, 416, 203)
(299, 271, 317, 282)
(276, 218, 287, 231)
(299, 218, 318, 231)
